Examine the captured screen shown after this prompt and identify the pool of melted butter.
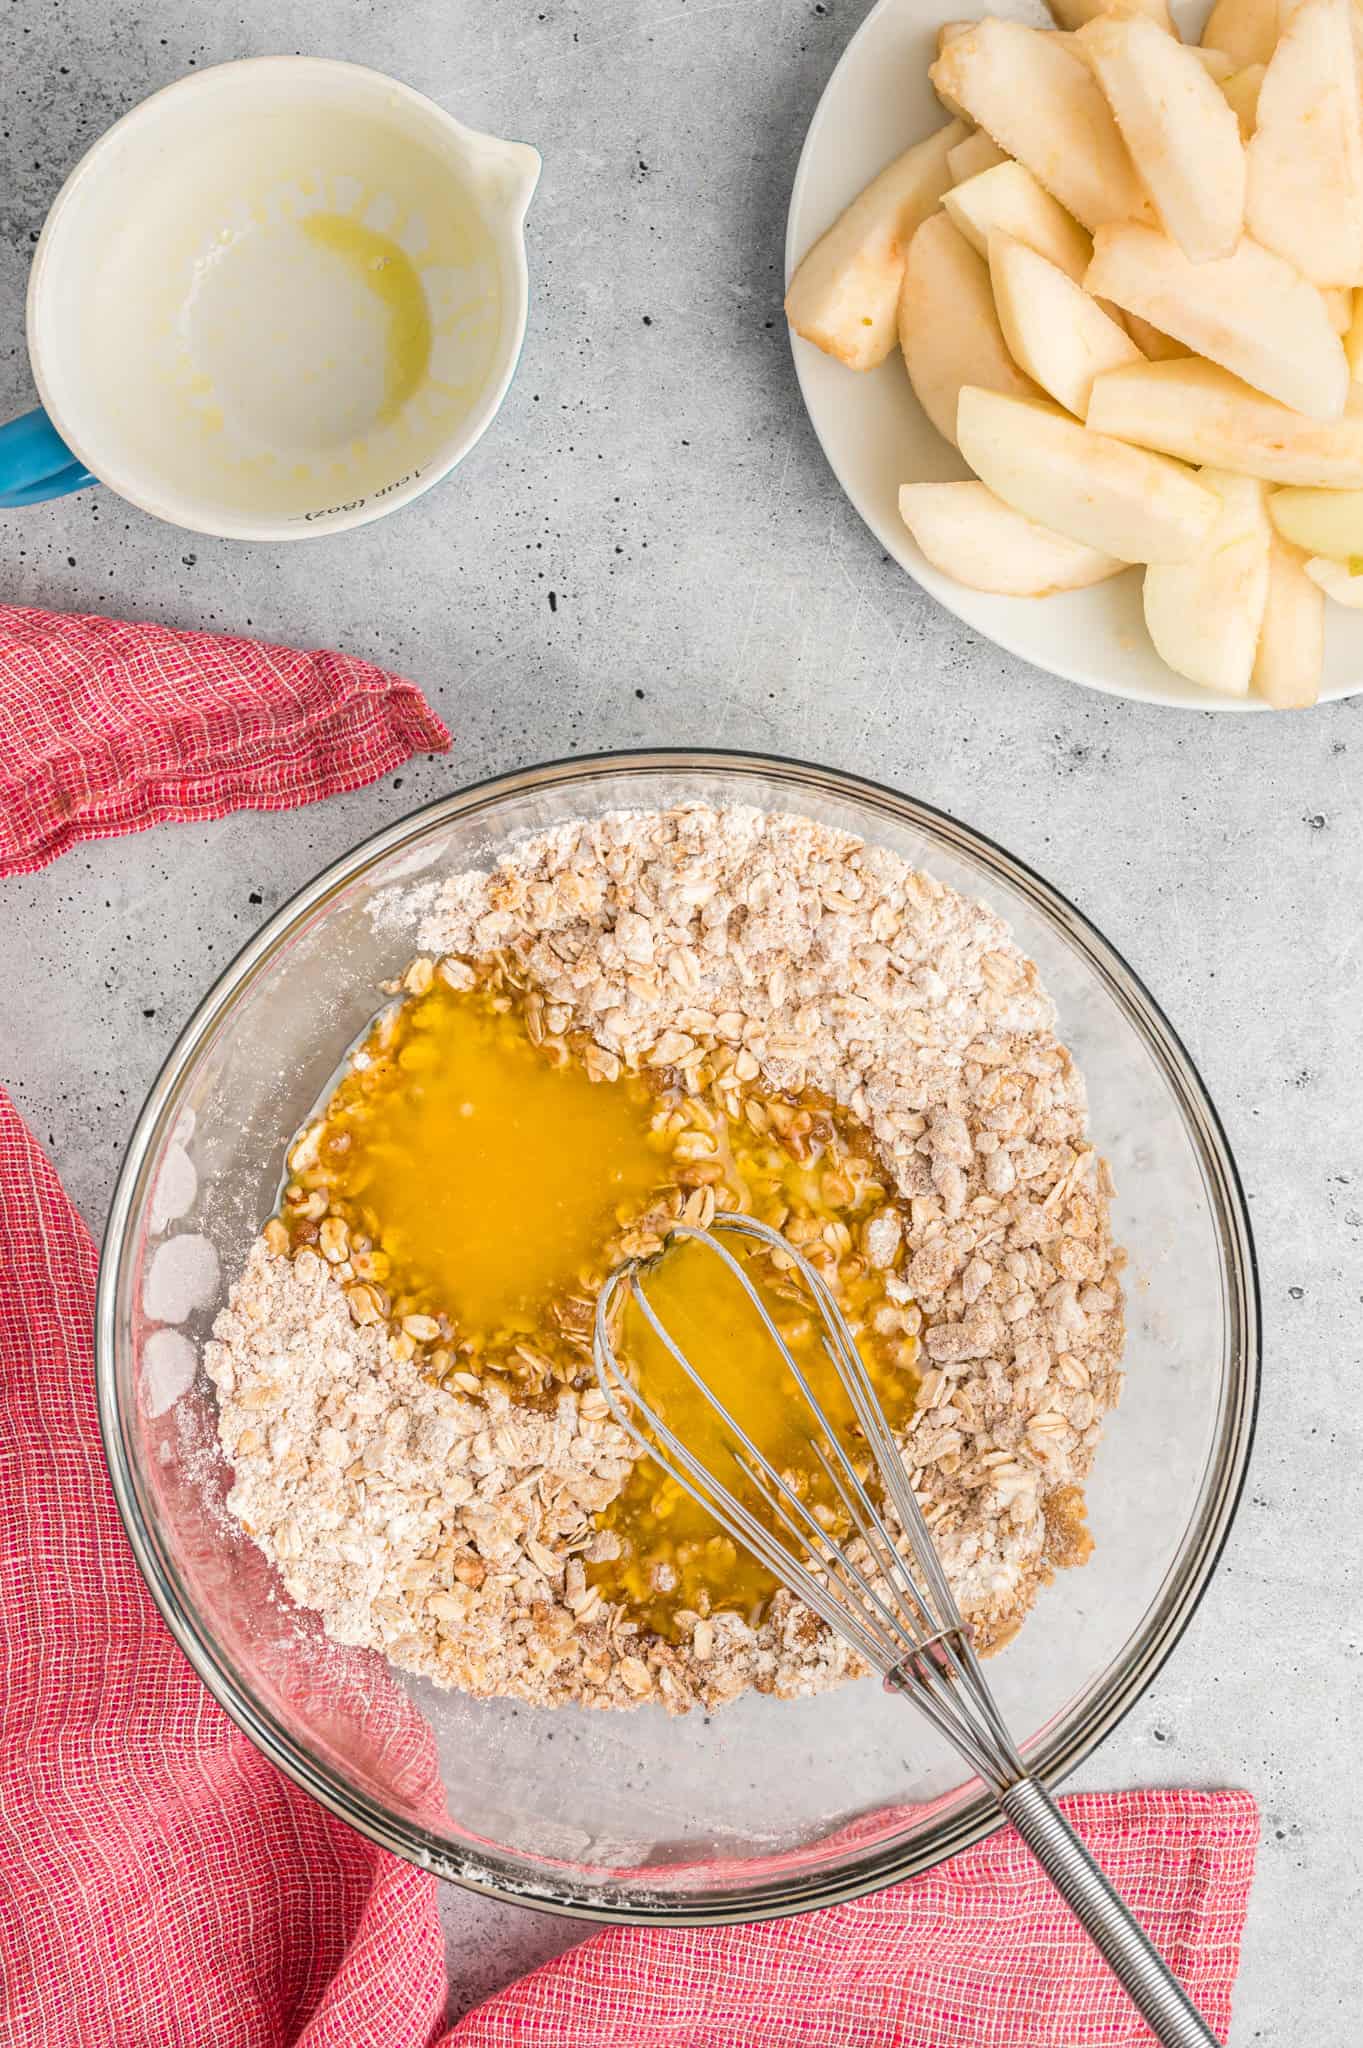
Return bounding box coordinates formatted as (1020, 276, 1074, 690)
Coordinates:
(312, 981, 666, 1333)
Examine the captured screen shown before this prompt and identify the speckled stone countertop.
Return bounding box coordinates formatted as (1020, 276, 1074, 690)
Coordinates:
(2, 2, 1358, 2037)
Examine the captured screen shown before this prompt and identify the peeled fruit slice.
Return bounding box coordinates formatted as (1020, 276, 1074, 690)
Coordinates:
(935, 20, 979, 119)
(1347, 293, 1363, 382)
(897, 480, 1124, 593)
(1048, 0, 1175, 30)
(948, 132, 1009, 184)
(1201, 0, 1278, 68)
(1125, 312, 1186, 359)
(1143, 470, 1271, 695)
(1324, 289, 1354, 335)
(1304, 556, 1363, 604)
(898, 214, 1040, 446)
(1220, 64, 1264, 140)
(1253, 535, 1324, 707)
(929, 20, 1153, 233)
(1085, 223, 1347, 419)
(944, 160, 1092, 282)
(955, 386, 1219, 562)
(1192, 47, 1236, 81)
(988, 231, 1142, 415)
(1088, 358, 1363, 486)
(785, 121, 964, 370)
(1245, 0, 1363, 287)
(1077, 15, 1245, 263)
(1268, 484, 1363, 557)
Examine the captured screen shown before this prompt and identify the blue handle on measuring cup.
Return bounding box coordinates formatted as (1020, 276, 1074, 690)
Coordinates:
(0, 407, 96, 507)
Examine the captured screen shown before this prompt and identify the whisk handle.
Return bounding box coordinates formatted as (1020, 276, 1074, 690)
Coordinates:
(1000, 1777, 1224, 2047)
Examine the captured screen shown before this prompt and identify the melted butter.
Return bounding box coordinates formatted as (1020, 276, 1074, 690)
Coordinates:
(286, 973, 918, 1634)
(593, 1208, 917, 1633)
(311, 981, 665, 1335)
(300, 212, 432, 423)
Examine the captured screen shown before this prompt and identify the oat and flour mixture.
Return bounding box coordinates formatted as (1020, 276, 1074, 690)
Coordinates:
(205, 804, 1125, 1715)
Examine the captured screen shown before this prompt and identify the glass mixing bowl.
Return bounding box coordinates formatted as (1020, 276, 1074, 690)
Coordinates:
(96, 752, 1259, 1923)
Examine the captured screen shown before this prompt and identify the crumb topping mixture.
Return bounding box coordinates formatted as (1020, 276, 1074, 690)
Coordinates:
(206, 804, 1125, 1715)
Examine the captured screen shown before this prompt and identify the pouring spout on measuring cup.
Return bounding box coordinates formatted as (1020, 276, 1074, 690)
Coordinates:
(0, 409, 96, 507)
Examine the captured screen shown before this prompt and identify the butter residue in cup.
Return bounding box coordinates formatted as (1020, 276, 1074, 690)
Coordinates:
(301, 213, 432, 422)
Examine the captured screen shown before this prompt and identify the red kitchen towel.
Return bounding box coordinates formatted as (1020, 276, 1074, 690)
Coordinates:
(0, 1085, 1257, 2048)
(445, 1781, 1257, 2047)
(0, 602, 449, 875)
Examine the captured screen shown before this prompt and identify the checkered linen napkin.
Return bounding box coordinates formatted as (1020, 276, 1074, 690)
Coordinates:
(0, 602, 449, 875)
(0, 610, 1258, 2043)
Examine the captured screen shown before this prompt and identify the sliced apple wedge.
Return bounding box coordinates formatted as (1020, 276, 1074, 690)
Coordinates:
(1089, 358, 1363, 484)
(948, 132, 1009, 184)
(1268, 484, 1363, 557)
(1048, 0, 1175, 31)
(1143, 470, 1270, 695)
(955, 386, 1218, 562)
(1304, 556, 1363, 604)
(929, 21, 1153, 232)
(1324, 288, 1354, 335)
(1191, 46, 1236, 80)
(898, 214, 1041, 447)
(944, 161, 1092, 282)
(1219, 63, 1264, 139)
(1124, 312, 1187, 359)
(1201, 0, 1277, 67)
(988, 231, 1142, 415)
(1085, 223, 1347, 418)
(1077, 16, 1245, 262)
(897, 480, 1125, 593)
(1253, 534, 1324, 706)
(934, 21, 978, 120)
(785, 121, 965, 370)
(1346, 293, 1363, 382)
(1246, 0, 1363, 287)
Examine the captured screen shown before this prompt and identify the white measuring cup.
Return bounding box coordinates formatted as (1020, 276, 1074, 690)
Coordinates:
(0, 58, 539, 539)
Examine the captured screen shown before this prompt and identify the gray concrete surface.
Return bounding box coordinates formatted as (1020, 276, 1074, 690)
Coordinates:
(1, 1, 1358, 2037)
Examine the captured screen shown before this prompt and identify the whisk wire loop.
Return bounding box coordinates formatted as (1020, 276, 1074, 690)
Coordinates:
(593, 1213, 1024, 1789)
(697, 1220, 1012, 1747)
(596, 1264, 896, 1678)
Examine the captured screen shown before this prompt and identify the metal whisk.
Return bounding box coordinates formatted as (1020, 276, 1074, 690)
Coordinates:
(594, 1213, 1220, 2048)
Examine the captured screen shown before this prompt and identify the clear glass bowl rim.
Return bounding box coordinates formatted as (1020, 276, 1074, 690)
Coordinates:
(95, 747, 1261, 1925)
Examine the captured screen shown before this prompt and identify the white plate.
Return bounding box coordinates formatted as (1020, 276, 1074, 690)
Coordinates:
(785, 0, 1360, 711)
